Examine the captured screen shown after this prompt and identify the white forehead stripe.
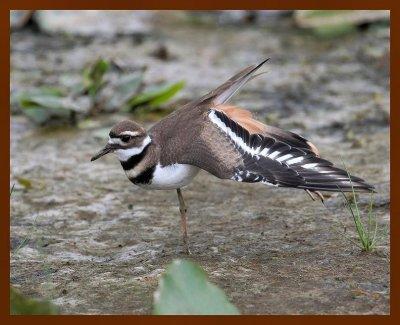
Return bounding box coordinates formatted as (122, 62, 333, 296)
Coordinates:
(115, 136, 151, 161)
(108, 131, 140, 145)
(120, 131, 140, 136)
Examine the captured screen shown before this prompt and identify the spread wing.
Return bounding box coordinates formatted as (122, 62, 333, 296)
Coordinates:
(198, 107, 374, 192)
(152, 59, 374, 193)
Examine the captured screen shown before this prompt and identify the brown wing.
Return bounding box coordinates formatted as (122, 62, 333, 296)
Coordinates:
(200, 107, 374, 192)
(216, 104, 320, 157)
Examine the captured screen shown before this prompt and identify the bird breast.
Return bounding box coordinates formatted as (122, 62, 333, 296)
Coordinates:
(135, 163, 200, 190)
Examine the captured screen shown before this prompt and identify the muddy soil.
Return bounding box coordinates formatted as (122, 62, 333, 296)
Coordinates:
(10, 12, 390, 314)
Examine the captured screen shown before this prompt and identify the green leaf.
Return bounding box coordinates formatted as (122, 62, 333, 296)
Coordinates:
(22, 107, 52, 124)
(83, 58, 110, 97)
(107, 73, 143, 109)
(16, 177, 32, 190)
(313, 24, 356, 38)
(20, 95, 76, 111)
(18, 89, 80, 125)
(153, 259, 240, 315)
(148, 81, 185, 106)
(19, 87, 66, 97)
(10, 287, 58, 315)
(127, 81, 184, 110)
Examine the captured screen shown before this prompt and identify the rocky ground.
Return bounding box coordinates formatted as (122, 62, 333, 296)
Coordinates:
(10, 11, 390, 314)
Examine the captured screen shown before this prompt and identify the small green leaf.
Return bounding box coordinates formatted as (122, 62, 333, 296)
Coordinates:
(314, 24, 356, 38)
(16, 177, 32, 190)
(10, 287, 58, 315)
(153, 259, 240, 315)
(127, 81, 184, 110)
(148, 81, 185, 106)
(83, 58, 110, 97)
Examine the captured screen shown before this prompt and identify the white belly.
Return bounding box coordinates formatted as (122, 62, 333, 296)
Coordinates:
(138, 164, 200, 190)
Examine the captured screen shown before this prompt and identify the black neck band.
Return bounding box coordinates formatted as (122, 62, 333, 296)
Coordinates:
(120, 143, 151, 171)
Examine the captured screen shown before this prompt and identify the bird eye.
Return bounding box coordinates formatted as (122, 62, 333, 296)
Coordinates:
(121, 135, 131, 143)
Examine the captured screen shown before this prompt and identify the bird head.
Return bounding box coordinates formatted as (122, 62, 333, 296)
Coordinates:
(91, 120, 150, 162)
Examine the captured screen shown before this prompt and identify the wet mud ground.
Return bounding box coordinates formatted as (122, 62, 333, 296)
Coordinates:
(10, 13, 390, 314)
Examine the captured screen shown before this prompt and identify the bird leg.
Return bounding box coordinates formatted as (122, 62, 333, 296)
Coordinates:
(314, 191, 325, 203)
(305, 189, 325, 203)
(176, 188, 191, 255)
(305, 189, 316, 201)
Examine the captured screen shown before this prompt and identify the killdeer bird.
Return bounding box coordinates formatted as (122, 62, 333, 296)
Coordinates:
(91, 59, 374, 254)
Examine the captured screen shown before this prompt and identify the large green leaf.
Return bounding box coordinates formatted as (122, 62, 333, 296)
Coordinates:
(107, 73, 143, 110)
(21, 107, 52, 125)
(153, 259, 240, 315)
(18, 89, 80, 125)
(10, 287, 58, 315)
(20, 94, 78, 111)
(127, 81, 184, 110)
(17, 87, 66, 97)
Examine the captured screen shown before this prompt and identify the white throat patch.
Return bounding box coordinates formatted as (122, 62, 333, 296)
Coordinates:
(114, 136, 151, 161)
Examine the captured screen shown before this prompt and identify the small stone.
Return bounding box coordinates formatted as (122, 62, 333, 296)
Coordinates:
(150, 44, 173, 61)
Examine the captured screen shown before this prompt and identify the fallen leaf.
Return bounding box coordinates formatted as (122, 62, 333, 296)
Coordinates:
(153, 259, 239, 315)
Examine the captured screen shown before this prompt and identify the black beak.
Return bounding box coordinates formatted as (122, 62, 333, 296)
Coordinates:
(91, 144, 114, 161)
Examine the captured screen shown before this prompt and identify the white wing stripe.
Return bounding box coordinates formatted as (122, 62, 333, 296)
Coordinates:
(268, 151, 280, 159)
(209, 110, 257, 156)
(286, 156, 304, 165)
(276, 154, 293, 162)
(209, 110, 309, 169)
(302, 163, 318, 169)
